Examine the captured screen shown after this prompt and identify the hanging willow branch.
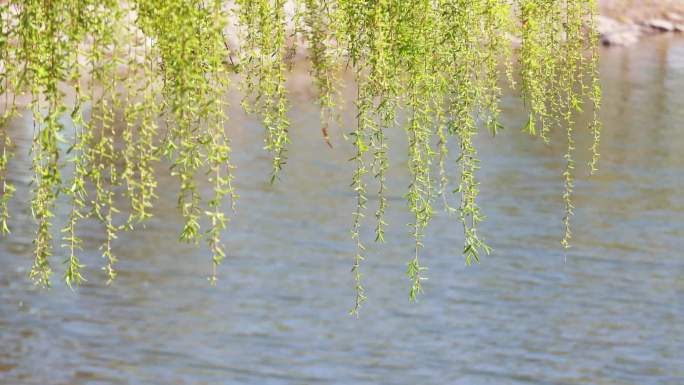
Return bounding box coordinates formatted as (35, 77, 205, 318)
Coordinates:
(0, 0, 600, 310)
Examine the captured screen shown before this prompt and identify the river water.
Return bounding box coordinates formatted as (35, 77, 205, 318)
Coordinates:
(1, 35, 683, 385)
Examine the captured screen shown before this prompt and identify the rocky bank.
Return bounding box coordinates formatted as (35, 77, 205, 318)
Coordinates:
(598, 0, 684, 46)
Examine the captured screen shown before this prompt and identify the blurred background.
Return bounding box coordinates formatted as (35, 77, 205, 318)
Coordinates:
(1, 4, 683, 385)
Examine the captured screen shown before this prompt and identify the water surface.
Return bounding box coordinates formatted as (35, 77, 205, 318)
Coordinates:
(1, 35, 683, 385)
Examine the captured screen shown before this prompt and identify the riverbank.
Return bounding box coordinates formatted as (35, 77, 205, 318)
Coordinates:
(599, 0, 684, 46)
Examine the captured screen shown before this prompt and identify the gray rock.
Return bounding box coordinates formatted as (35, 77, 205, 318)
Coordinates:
(597, 17, 641, 46)
(601, 29, 640, 46)
(643, 19, 676, 32)
(597, 16, 622, 35)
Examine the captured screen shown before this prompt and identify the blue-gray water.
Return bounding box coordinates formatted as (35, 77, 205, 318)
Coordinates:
(1, 35, 683, 385)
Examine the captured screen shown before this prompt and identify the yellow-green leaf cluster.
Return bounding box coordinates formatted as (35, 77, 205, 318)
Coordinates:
(0, 0, 601, 309)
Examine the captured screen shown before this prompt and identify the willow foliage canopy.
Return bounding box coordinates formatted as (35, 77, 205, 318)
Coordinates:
(0, 0, 601, 312)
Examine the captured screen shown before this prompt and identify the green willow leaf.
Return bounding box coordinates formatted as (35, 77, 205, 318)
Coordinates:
(0, 0, 601, 309)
